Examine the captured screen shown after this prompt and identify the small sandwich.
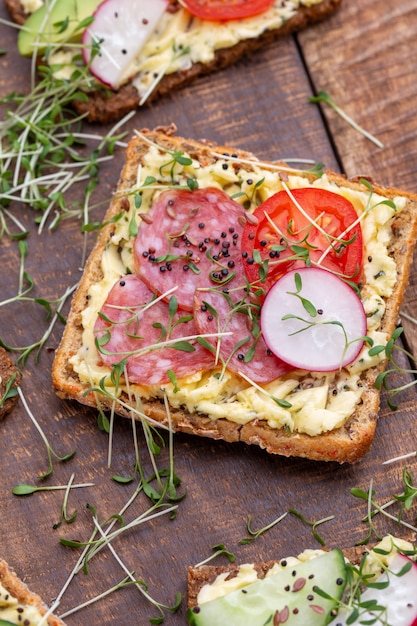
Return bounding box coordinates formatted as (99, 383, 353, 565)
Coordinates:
(7, 0, 342, 123)
(52, 126, 417, 463)
(0, 559, 65, 625)
(186, 534, 417, 625)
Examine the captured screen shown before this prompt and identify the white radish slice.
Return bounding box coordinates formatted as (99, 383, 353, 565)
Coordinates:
(260, 267, 366, 372)
(335, 552, 417, 625)
(82, 0, 168, 89)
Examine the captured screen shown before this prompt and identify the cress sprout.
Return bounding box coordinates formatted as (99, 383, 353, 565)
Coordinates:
(309, 90, 384, 148)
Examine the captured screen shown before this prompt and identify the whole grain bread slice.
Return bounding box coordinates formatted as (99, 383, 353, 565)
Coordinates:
(4, 0, 342, 123)
(52, 126, 417, 464)
(0, 559, 66, 625)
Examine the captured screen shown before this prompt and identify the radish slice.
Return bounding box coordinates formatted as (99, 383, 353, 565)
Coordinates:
(260, 268, 366, 372)
(335, 553, 417, 625)
(82, 0, 168, 89)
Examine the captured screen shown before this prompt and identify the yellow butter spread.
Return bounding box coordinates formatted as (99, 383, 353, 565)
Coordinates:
(71, 139, 406, 436)
(128, 0, 326, 98)
(20, 0, 43, 14)
(0, 581, 45, 625)
(196, 535, 415, 604)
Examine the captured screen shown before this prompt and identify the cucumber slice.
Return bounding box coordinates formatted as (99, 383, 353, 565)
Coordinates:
(18, 0, 100, 57)
(187, 549, 346, 626)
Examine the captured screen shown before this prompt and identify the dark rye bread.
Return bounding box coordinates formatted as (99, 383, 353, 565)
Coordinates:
(186, 541, 415, 608)
(52, 127, 417, 464)
(0, 559, 66, 625)
(4, 0, 342, 123)
(0, 347, 20, 421)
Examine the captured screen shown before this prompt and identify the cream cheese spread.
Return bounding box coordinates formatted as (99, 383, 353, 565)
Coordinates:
(0, 581, 45, 625)
(70, 137, 406, 437)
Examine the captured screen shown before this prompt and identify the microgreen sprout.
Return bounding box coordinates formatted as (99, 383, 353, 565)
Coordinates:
(53, 473, 79, 529)
(286, 271, 317, 317)
(58, 502, 180, 622)
(12, 478, 93, 497)
(383, 450, 417, 465)
(193, 543, 236, 568)
(367, 326, 417, 410)
(309, 90, 384, 148)
(13, 475, 93, 529)
(0, 371, 19, 407)
(288, 509, 335, 546)
(16, 387, 75, 479)
(239, 511, 288, 544)
(90, 512, 182, 624)
(392, 466, 417, 520)
(232, 177, 265, 207)
(133, 130, 196, 186)
(59, 573, 135, 619)
(0, 62, 132, 232)
(237, 370, 292, 409)
(0, 282, 77, 367)
(351, 472, 417, 545)
(138, 42, 191, 107)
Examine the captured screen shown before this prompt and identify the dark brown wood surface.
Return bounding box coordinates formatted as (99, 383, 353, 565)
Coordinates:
(1, 1, 417, 624)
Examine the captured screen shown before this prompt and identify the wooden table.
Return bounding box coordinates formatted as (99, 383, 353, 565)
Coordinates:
(1, 1, 417, 624)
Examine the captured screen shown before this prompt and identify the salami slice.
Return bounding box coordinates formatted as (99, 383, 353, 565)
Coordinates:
(134, 187, 246, 311)
(94, 274, 214, 386)
(193, 256, 293, 384)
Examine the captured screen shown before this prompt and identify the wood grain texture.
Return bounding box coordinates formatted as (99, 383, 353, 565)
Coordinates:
(1, 1, 417, 625)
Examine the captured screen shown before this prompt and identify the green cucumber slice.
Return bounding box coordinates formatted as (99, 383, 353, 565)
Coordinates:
(187, 549, 346, 626)
(18, 0, 100, 57)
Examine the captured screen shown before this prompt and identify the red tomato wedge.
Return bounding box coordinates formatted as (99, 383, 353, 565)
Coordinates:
(241, 187, 363, 292)
(181, 0, 275, 21)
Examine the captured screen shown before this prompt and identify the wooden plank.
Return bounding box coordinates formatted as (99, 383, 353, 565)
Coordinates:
(299, 0, 417, 364)
(299, 0, 417, 192)
(1, 1, 417, 624)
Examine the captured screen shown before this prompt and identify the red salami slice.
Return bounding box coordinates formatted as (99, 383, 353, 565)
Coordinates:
(94, 274, 214, 385)
(193, 256, 293, 384)
(134, 187, 246, 311)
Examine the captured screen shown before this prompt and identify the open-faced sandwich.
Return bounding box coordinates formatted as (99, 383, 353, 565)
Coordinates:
(6, 0, 342, 123)
(187, 534, 417, 625)
(0, 559, 65, 625)
(52, 127, 417, 463)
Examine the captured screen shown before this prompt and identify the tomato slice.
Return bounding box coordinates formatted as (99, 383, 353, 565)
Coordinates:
(241, 188, 363, 292)
(181, 0, 275, 21)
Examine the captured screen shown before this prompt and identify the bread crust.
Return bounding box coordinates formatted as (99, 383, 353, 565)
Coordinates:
(4, 0, 342, 123)
(0, 347, 20, 421)
(0, 559, 65, 625)
(52, 127, 417, 464)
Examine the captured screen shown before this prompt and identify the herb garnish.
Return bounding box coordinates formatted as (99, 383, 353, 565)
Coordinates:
(351, 469, 417, 545)
(16, 387, 75, 479)
(288, 508, 335, 546)
(309, 90, 384, 148)
(194, 543, 236, 568)
(239, 511, 288, 544)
